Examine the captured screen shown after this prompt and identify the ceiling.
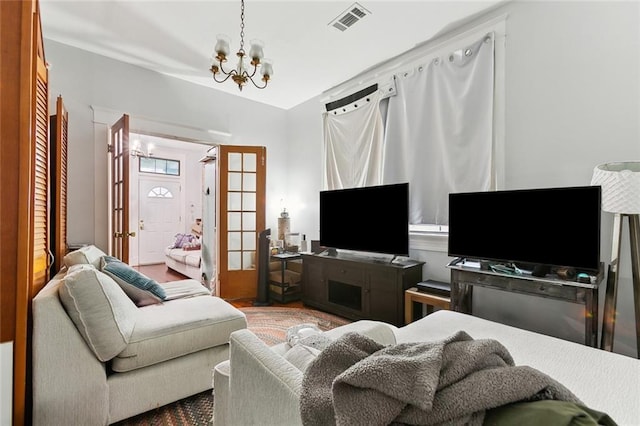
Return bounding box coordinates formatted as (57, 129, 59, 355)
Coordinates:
(39, 0, 503, 110)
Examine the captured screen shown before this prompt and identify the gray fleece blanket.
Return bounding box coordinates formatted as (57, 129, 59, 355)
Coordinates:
(299, 331, 581, 426)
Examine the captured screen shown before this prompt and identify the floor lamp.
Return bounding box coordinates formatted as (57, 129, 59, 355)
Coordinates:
(591, 162, 640, 356)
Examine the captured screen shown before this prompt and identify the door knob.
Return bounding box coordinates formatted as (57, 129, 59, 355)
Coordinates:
(114, 232, 123, 238)
(127, 231, 136, 237)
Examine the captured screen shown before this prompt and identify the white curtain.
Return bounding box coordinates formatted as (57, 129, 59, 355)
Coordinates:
(323, 90, 384, 189)
(383, 33, 495, 225)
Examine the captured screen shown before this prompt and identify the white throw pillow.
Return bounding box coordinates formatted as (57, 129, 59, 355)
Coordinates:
(63, 245, 108, 269)
(58, 266, 139, 361)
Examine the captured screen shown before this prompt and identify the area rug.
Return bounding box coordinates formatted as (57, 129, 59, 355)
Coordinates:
(240, 306, 351, 346)
(114, 306, 350, 425)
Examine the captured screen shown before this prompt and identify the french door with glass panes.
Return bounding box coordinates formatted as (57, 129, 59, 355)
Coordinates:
(215, 145, 266, 299)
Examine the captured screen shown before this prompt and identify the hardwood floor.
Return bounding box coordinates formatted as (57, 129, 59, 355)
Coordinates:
(134, 263, 304, 308)
(134, 263, 187, 283)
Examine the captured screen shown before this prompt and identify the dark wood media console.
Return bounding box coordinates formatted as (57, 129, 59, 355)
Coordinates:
(301, 253, 424, 326)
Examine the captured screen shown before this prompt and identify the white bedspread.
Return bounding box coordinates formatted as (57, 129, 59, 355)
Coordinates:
(397, 311, 640, 426)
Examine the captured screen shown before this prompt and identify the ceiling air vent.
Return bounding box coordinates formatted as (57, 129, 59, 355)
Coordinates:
(329, 2, 371, 32)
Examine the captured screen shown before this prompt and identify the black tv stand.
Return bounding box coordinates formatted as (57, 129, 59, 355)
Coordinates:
(301, 253, 424, 326)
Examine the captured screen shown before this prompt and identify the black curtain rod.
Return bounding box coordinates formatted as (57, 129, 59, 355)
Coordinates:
(325, 84, 378, 112)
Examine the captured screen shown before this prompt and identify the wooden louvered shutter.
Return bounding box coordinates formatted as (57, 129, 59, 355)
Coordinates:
(31, 13, 50, 296)
(50, 96, 68, 274)
(11, 1, 49, 423)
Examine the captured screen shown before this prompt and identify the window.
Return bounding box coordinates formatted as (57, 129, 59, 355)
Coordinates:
(147, 186, 173, 198)
(139, 157, 180, 176)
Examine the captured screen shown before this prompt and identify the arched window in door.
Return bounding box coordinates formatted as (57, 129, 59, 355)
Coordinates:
(147, 186, 174, 198)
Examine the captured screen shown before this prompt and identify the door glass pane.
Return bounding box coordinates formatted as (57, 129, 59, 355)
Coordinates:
(228, 192, 242, 210)
(228, 252, 241, 270)
(242, 212, 256, 230)
(229, 153, 242, 171)
(243, 153, 257, 172)
(155, 159, 166, 173)
(228, 172, 242, 191)
(228, 231, 241, 250)
(228, 212, 241, 230)
(140, 157, 155, 173)
(243, 231, 256, 250)
(147, 186, 173, 198)
(243, 251, 256, 270)
(242, 172, 256, 191)
(166, 160, 180, 176)
(242, 193, 256, 211)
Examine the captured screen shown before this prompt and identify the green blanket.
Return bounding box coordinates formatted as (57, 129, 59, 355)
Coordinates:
(485, 400, 617, 426)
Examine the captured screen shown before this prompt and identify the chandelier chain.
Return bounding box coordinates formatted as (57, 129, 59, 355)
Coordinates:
(239, 0, 245, 54)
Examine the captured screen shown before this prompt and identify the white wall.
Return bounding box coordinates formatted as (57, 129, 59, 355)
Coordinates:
(286, 1, 640, 356)
(283, 97, 325, 240)
(45, 40, 289, 250)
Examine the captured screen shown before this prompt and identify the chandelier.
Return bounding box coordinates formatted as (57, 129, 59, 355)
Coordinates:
(210, 0, 273, 91)
(130, 139, 153, 158)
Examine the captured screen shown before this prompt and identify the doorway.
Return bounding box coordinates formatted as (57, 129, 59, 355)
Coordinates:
(137, 178, 182, 265)
(127, 132, 210, 267)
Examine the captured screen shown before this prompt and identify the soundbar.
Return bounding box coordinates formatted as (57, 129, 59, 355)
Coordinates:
(416, 280, 451, 297)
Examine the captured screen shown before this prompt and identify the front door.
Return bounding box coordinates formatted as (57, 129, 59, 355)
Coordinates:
(138, 178, 182, 264)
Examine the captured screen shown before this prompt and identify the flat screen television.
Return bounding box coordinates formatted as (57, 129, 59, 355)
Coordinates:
(320, 183, 409, 256)
(448, 186, 601, 272)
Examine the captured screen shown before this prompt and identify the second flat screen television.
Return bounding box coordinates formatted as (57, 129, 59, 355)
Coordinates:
(448, 185, 601, 272)
(320, 183, 409, 256)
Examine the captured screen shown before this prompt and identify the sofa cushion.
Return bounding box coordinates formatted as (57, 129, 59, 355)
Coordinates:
(282, 343, 322, 372)
(111, 296, 247, 372)
(162, 279, 211, 300)
(63, 245, 108, 269)
(58, 266, 139, 362)
(101, 257, 167, 301)
(164, 247, 201, 268)
(322, 320, 397, 346)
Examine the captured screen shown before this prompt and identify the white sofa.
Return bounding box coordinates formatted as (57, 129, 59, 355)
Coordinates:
(32, 245, 247, 425)
(214, 311, 640, 426)
(165, 246, 202, 281)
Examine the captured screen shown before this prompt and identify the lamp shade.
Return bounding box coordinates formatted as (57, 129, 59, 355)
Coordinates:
(591, 162, 640, 214)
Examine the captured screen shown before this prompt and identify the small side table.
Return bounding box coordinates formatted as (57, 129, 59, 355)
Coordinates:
(404, 287, 451, 324)
(269, 252, 302, 303)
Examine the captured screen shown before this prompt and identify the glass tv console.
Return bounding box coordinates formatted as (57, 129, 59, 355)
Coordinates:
(447, 258, 604, 347)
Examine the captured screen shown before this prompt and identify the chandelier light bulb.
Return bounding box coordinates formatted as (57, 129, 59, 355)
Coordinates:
(215, 34, 231, 59)
(249, 39, 264, 63)
(261, 59, 273, 78)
